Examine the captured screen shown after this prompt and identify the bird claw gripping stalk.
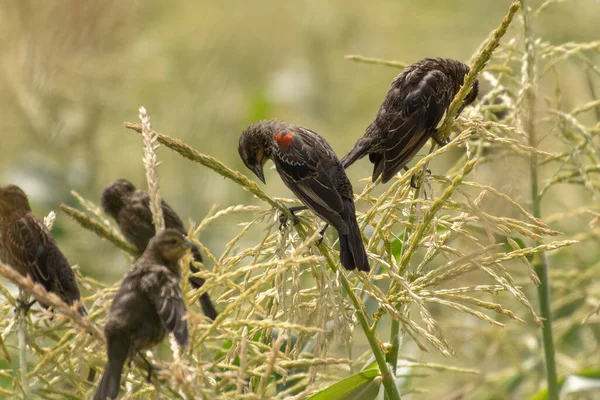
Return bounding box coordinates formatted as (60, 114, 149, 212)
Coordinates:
(15, 299, 36, 314)
(432, 131, 450, 147)
(405, 166, 432, 189)
(278, 206, 303, 230)
(137, 352, 163, 382)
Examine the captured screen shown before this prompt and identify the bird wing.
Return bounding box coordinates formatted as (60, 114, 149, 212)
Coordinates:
(126, 193, 207, 292)
(273, 127, 348, 232)
(120, 192, 189, 254)
(160, 199, 187, 233)
(119, 194, 158, 252)
(5, 215, 80, 305)
(382, 69, 451, 179)
(142, 269, 189, 347)
(4, 217, 50, 286)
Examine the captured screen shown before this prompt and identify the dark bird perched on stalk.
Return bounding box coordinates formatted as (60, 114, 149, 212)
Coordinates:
(101, 179, 217, 320)
(94, 229, 191, 400)
(0, 184, 86, 315)
(238, 120, 370, 272)
(341, 58, 479, 183)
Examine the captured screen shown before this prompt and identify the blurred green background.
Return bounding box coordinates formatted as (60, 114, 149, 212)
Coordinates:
(1, 1, 599, 397)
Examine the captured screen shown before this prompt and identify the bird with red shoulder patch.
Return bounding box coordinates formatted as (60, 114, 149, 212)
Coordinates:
(238, 120, 369, 272)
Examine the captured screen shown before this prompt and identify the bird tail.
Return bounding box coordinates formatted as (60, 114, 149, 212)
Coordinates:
(94, 337, 129, 400)
(188, 248, 218, 320)
(340, 143, 369, 170)
(340, 123, 377, 169)
(199, 293, 218, 320)
(338, 198, 370, 272)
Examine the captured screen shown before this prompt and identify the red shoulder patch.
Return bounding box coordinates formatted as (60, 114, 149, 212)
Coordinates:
(275, 131, 294, 148)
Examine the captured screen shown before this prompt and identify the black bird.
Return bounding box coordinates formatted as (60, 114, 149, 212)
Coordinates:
(94, 229, 190, 400)
(238, 120, 369, 272)
(101, 179, 217, 320)
(341, 57, 479, 183)
(0, 184, 86, 315)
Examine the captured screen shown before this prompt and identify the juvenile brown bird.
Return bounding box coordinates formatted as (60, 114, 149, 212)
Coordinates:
(239, 120, 369, 272)
(94, 229, 190, 400)
(101, 179, 217, 320)
(341, 58, 479, 183)
(0, 184, 86, 315)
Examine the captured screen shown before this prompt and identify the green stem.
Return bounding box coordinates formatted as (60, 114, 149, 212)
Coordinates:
(520, 1, 559, 398)
(339, 272, 400, 400)
(387, 179, 424, 374)
(296, 225, 401, 400)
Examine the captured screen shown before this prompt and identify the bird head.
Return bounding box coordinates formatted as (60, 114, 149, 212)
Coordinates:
(149, 229, 194, 264)
(0, 185, 31, 215)
(101, 179, 137, 218)
(239, 122, 276, 184)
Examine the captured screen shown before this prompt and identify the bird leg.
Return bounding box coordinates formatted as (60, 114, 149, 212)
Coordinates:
(15, 299, 36, 314)
(137, 352, 163, 382)
(432, 130, 450, 147)
(404, 166, 432, 189)
(315, 224, 330, 246)
(278, 206, 305, 229)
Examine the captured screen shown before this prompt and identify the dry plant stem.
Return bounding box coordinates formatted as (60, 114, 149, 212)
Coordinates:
(520, 1, 559, 398)
(124, 122, 293, 221)
(344, 55, 407, 69)
(398, 160, 476, 277)
(0, 263, 103, 339)
(437, 1, 520, 143)
(139, 106, 165, 233)
(17, 289, 29, 399)
(59, 204, 138, 256)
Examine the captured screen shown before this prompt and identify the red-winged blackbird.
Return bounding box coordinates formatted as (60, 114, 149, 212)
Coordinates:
(94, 229, 190, 400)
(341, 58, 479, 183)
(0, 184, 86, 315)
(101, 179, 217, 320)
(238, 120, 369, 272)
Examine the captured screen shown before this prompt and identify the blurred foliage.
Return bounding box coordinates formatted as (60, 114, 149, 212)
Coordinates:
(0, 0, 599, 399)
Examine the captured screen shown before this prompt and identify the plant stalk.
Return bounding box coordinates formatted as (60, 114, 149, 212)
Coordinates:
(334, 266, 401, 400)
(387, 181, 423, 375)
(296, 225, 401, 400)
(385, 0, 520, 382)
(520, 1, 559, 398)
(17, 290, 29, 399)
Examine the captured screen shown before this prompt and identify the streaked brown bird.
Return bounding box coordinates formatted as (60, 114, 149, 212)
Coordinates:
(341, 58, 479, 183)
(101, 179, 217, 320)
(0, 184, 86, 314)
(238, 120, 369, 272)
(94, 229, 190, 400)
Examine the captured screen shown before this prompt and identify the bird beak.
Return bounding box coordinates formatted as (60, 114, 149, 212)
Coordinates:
(252, 165, 266, 184)
(183, 239, 195, 249)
